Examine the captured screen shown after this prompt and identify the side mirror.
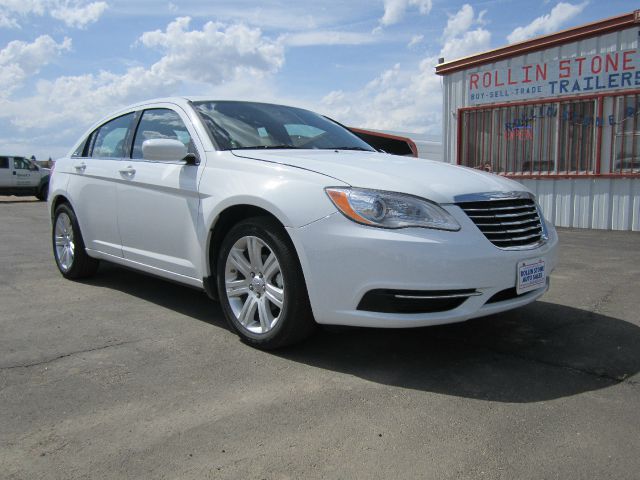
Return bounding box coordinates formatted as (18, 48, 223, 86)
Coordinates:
(30, 164, 39, 171)
(142, 139, 189, 162)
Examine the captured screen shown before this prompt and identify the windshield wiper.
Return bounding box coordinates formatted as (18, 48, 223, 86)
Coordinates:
(321, 146, 373, 151)
(231, 145, 300, 150)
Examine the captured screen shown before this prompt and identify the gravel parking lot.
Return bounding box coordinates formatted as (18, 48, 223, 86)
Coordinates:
(1, 197, 639, 479)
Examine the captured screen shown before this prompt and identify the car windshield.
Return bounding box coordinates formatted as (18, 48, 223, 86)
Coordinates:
(193, 101, 376, 152)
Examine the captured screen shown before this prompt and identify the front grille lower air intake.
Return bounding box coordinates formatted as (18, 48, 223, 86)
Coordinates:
(358, 289, 481, 314)
(456, 192, 545, 249)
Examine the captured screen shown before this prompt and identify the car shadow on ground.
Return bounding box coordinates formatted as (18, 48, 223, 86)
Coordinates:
(0, 197, 41, 204)
(280, 302, 640, 403)
(86, 263, 228, 330)
(89, 263, 640, 403)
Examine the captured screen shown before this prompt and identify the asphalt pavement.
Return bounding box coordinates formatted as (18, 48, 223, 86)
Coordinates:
(1, 197, 639, 479)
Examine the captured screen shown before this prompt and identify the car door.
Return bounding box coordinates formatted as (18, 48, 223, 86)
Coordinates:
(65, 112, 136, 258)
(12, 157, 39, 188)
(116, 106, 205, 278)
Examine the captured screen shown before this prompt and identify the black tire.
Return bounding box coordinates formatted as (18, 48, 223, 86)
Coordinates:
(52, 203, 99, 279)
(216, 216, 316, 349)
(36, 183, 49, 201)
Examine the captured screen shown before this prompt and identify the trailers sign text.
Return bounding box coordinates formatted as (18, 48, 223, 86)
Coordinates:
(468, 49, 638, 105)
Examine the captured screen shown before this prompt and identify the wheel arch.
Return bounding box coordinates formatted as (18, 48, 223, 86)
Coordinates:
(204, 203, 296, 300)
(50, 194, 72, 219)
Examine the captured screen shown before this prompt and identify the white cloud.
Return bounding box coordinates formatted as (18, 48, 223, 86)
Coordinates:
(280, 30, 379, 47)
(442, 4, 475, 41)
(322, 57, 442, 134)
(0, 35, 71, 96)
(319, 3, 490, 135)
(0, 0, 46, 17)
(107, 0, 346, 31)
(50, 1, 108, 29)
(440, 4, 490, 61)
(0, 68, 178, 130)
(440, 28, 490, 61)
(140, 17, 284, 83)
(407, 34, 424, 48)
(0, 17, 284, 132)
(507, 1, 587, 44)
(0, 0, 108, 29)
(0, 12, 19, 28)
(379, 0, 432, 27)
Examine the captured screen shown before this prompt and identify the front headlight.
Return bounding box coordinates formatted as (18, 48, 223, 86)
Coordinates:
(325, 187, 460, 231)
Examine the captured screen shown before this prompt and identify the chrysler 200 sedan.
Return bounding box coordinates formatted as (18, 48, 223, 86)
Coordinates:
(49, 98, 558, 349)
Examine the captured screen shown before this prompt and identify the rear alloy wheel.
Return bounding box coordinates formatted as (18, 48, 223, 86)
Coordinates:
(52, 204, 99, 279)
(217, 217, 315, 349)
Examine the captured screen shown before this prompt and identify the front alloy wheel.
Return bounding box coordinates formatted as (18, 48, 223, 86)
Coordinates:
(217, 217, 315, 349)
(224, 236, 285, 334)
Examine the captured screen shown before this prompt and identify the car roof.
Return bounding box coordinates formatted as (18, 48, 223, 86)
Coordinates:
(123, 97, 302, 111)
(95, 97, 308, 128)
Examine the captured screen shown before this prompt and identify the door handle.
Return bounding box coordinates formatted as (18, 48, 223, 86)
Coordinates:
(119, 166, 136, 176)
(73, 162, 87, 172)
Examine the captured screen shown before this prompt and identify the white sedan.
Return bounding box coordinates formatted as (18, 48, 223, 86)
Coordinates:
(49, 97, 558, 349)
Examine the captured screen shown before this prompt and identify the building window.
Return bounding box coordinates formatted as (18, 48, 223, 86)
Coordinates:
(557, 100, 596, 173)
(610, 93, 640, 173)
(459, 99, 597, 175)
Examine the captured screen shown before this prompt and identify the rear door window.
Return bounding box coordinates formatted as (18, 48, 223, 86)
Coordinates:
(91, 113, 135, 159)
(72, 135, 92, 157)
(0, 157, 9, 169)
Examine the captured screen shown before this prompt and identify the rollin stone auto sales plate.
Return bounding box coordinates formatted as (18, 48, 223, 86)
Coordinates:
(516, 258, 546, 295)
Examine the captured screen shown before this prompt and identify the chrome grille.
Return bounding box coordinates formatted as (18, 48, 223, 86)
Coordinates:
(458, 198, 544, 249)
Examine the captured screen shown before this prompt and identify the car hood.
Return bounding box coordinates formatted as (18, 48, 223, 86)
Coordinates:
(231, 149, 529, 204)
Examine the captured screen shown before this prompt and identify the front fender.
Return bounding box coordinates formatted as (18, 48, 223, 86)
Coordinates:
(199, 154, 344, 230)
(197, 153, 345, 278)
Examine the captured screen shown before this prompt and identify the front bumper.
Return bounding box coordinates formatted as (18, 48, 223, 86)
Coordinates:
(287, 205, 559, 328)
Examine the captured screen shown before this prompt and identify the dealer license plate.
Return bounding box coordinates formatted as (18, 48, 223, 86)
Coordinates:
(516, 258, 546, 295)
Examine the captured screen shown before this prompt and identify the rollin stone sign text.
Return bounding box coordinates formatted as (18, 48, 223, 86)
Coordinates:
(468, 49, 638, 105)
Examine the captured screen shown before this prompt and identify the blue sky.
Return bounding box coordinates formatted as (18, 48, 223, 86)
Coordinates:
(0, 0, 633, 159)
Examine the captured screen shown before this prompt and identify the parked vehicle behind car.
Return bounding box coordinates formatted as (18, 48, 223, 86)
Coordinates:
(49, 98, 558, 349)
(0, 156, 50, 200)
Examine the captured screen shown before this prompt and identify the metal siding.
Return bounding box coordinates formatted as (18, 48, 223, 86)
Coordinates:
(611, 179, 632, 230)
(512, 178, 639, 231)
(538, 180, 558, 225)
(441, 25, 640, 231)
(555, 180, 574, 227)
(442, 70, 465, 166)
(592, 179, 613, 229)
(573, 180, 593, 228)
